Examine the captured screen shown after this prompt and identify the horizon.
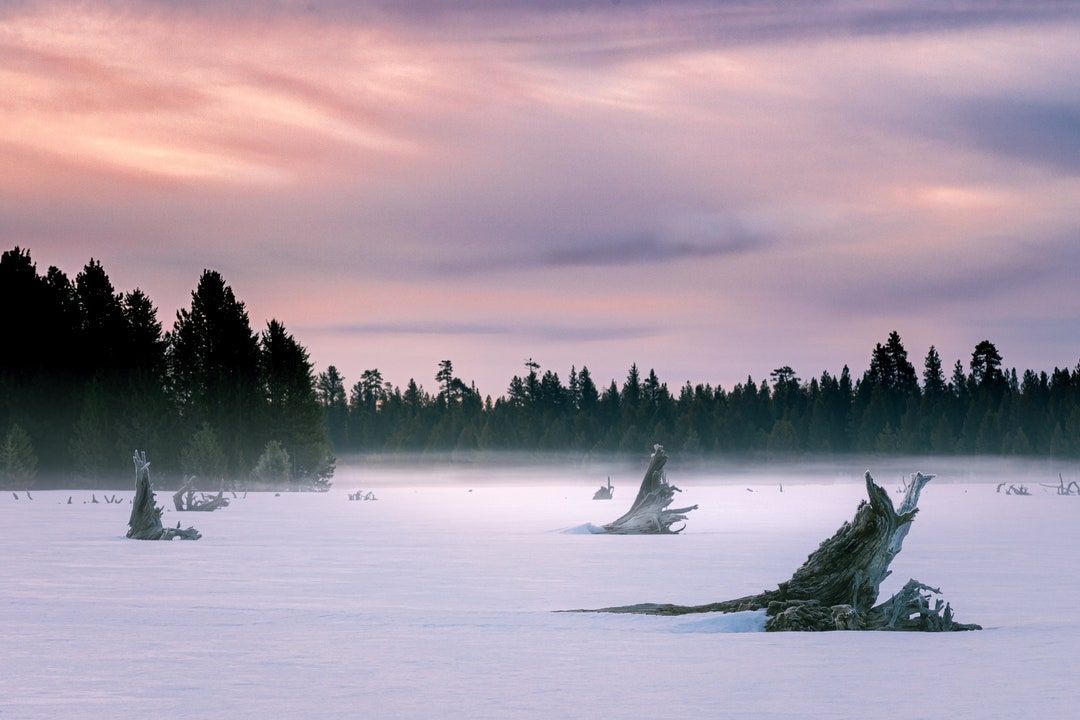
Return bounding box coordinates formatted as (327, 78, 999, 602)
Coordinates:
(3, 1, 1079, 393)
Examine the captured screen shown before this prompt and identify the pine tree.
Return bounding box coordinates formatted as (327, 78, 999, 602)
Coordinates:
(317, 365, 349, 449)
(251, 440, 291, 487)
(568, 366, 580, 409)
(578, 366, 599, 410)
(436, 360, 455, 405)
(970, 340, 1004, 388)
(930, 416, 954, 454)
(75, 259, 129, 375)
(923, 346, 946, 397)
(0, 423, 37, 489)
(259, 320, 333, 481)
(169, 270, 261, 474)
(767, 418, 798, 455)
(69, 382, 113, 480)
(181, 422, 226, 481)
(643, 369, 662, 407)
(884, 331, 918, 395)
(621, 364, 642, 408)
(116, 288, 174, 467)
(682, 426, 702, 453)
(875, 422, 899, 453)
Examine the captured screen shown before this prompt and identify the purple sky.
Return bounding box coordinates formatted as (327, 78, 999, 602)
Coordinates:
(2, 1, 1078, 394)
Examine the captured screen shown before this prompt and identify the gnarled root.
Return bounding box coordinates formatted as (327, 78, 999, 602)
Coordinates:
(597, 445, 697, 534)
(172, 477, 230, 512)
(567, 470, 978, 632)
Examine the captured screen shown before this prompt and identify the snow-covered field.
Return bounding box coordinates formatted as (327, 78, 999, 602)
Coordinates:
(4, 464, 1080, 719)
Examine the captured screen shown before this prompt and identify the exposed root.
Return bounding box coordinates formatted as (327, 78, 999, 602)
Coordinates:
(566, 471, 979, 632)
(595, 445, 697, 534)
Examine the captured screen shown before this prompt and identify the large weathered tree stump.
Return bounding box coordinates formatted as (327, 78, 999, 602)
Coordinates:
(570, 470, 978, 631)
(172, 477, 230, 512)
(127, 450, 201, 541)
(596, 445, 696, 534)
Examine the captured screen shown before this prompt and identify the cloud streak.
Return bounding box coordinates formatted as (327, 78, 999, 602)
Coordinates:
(434, 232, 763, 274)
(948, 96, 1080, 173)
(309, 321, 662, 342)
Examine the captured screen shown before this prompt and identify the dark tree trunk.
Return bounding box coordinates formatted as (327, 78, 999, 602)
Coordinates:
(127, 451, 201, 541)
(570, 471, 978, 631)
(598, 445, 696, 534)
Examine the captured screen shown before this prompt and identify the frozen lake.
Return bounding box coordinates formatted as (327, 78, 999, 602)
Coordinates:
(3, 463, 1080, 719)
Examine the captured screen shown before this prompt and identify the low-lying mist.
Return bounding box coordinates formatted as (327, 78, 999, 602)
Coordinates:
(333, 452, 1080, 488)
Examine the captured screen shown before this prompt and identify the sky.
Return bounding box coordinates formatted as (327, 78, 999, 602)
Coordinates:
(1, 0, 1078, 395)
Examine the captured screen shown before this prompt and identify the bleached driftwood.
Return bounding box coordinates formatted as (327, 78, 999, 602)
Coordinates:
(597, 445, 696, 534)
(127, 450, 200, 541)
(1039, 474, 1080, 496)
(592, 477, 614, 500)
(347, 490, 378, 501)
(1005, 484, 1030, 496)
(570, 471, 978, 632)
(172, 477, 230, 512)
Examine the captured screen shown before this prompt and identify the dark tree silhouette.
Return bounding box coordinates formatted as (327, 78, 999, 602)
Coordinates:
(3, 243, 1080, 482)
(169, 270, 262, 476)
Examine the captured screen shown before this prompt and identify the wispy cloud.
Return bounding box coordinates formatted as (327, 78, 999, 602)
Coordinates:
(541, 234, 757, 267)
(52, 2, 1080, 55)
(799, 235, 1080, 313)
(434, 231, 762, 274)
(308, 321, 662, 342)
(947, 96, 1080, 173)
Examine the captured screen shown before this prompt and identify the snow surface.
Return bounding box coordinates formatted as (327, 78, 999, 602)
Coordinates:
(3, 467, 1080, 719)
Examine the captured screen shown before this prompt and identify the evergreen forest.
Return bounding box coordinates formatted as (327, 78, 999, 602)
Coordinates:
(2, 246, 1079, 488)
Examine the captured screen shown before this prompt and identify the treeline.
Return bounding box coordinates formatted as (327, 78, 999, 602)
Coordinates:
(3, 247, 1080, 490)
(0, 247, 332, 488)
(317, 336, 1080, 459)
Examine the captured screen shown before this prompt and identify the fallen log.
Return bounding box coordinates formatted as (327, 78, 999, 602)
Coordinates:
(568, 470, 978, 631)
(127, 450, 200, 541)
(596, 445, 696, 534)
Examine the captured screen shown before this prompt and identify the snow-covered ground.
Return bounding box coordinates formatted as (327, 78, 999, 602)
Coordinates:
(3, 465, 1080, 719)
